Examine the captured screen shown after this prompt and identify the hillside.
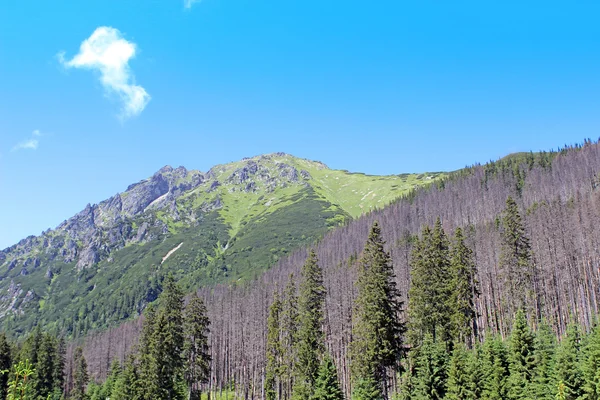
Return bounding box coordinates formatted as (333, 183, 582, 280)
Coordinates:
(72, 141, 600, 394)
(0, 152, 443, 337)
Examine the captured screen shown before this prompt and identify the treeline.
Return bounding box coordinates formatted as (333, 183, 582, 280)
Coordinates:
(76, 139, 600, 394)
(261, 210, 600, 400)
(0, 275, 211, 400)
(85, 275, 211, 400)
(0, 328, 84, 399)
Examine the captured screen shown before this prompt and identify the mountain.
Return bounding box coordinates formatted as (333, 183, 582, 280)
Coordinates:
(0, 152, 444, 337)
(75, 141, 600, 390)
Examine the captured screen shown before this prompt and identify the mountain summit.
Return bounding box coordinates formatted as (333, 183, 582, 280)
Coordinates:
(0, 153, 443, 336)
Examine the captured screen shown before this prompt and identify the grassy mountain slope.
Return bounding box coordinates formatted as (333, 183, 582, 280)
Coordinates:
(0, 153, 444, 337)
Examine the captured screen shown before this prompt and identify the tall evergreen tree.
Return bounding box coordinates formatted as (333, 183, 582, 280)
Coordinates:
(446, 343, 475, 400)
(447, 227, 479, 347)
(351, 221, 406, 399)
(507, 310, 536, 400)
(138, 303, 160, 400)
(266, 291, 283, 400)
(583, 322, 600, 400)
(555, 324, 584, 400)
(184, 293, 211, 400)
(70, 347, 88, 400)
(293, 250, 326, 400)
(281, 276, 299, 400)
(112, 355, 140, 400)
(313, 355, 344, 400)
(53, 337, 66, 397)
(153, 274, 186, 400)
(412, 334, 448, 400)
(481, 335, 510, 400)
(0, 333, 12, 400)
(408, 219, 451, 346)
(34, 334, 57, 400)
(499, 196, 534, 313)
(531, 321, 557, 400)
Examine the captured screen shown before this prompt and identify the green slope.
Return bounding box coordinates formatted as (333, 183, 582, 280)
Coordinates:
(0, 153, 444, 338)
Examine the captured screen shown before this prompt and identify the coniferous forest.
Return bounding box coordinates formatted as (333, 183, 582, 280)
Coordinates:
(5, 140, 600, 399)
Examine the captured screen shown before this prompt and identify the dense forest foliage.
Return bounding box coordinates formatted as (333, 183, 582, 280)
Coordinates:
(73, 139, 600, 396)
(5, 139, 600, 399)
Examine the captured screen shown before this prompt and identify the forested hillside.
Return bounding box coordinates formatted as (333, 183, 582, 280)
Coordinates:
(75, 139, 600, 398)
(0, 153, 441, 338)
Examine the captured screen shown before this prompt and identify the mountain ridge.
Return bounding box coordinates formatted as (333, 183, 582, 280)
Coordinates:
(0, 152, 444, 337)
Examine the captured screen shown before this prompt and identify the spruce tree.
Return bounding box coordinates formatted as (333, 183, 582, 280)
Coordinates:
(153, 274, 186, 400)
(138, 303, 160, 400)
(499, 196, 533, 313)
(352, 377, 382, 400)
(555, 324, 584, 400)
(52, 337, 66, 397)
(293, 250, 326, 400)
(281, 276, 299, 400)
(507, 310, 536, 400)
(583, 322, 600, 400)
(313, 355, 344, 400)
(408, 219, 451, 346)
(184, 293, 211, 400)
(351, 221, 405, 399)
(446, 343, 475, 400)
(35, 334, 57, 400)
(70, 347, 88, 400)
(467, 343, 484, 400)
(112, 355, 140, 400)
(481, 335, 510, 400)
(0, 332, 12, 400)
(412, 334, 448, 400)
(447, 227, 478, 347)
(99, 359, 122, 399)
(531, 321, 557, 400)
(266, 291, 283, 400)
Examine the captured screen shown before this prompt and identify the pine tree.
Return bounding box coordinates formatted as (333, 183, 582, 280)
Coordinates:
(281, 276, 299, 400)
(100, 359, 122, 399)
(153, 274, 186, 400)
(352, 377, 383, 400)
(293, 250, 327, 400)
(184, 293, 211, 400)
(351, 221, 406, 399)
(499, 196, 534, 313)
(138, 303, 160, 400)
(0, 333, 12, 400)
(112, 355, 140, 400)
(52, 337, 66, 397)
(481, 335, 510, 400)
(555, 324, 584, 400)
(583, 323, 600, 400)
(446, 343, 475, 400)
(412, 334, 448, 400)
(313, 355, 344, 400)
(266, 291, 283, 400)
(507, 310, 536, 400)
(447, 227, 478, 347)
(531, 321, 557, 400)
(408, 219, 451, 346)
(467, 343, 484, 400)
(70, 347, 88, 400)
(34, 334, 58, 400)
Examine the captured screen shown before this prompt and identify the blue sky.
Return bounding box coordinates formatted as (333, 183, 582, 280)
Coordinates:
(1, 0, 599, 249)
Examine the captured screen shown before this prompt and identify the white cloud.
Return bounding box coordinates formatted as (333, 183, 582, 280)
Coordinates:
(12, 130, 42, 152)
(58, 27, 150, 119)
(184, 0, 201, 9)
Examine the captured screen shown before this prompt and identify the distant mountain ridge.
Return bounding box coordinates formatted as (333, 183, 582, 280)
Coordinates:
(0, 152, 443, 336)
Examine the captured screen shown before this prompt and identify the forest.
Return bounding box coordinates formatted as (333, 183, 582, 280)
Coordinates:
(4, 139, 600, 399)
